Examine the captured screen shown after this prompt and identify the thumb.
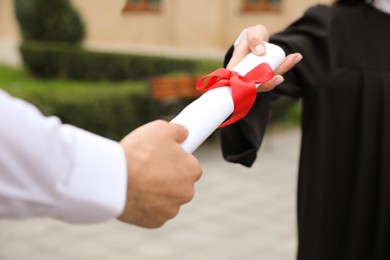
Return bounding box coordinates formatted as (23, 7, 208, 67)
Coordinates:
(247, 25, 269, 56)
(169, 123, 189, 143)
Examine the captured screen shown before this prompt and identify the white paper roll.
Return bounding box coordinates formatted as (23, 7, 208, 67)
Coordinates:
(170, 43, 286, 153)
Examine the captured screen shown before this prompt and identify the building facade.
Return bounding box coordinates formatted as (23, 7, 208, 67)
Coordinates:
(0, 0, 331, 66)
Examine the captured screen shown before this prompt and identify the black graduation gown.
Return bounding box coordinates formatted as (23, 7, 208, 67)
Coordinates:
(220, 4, 390, 260)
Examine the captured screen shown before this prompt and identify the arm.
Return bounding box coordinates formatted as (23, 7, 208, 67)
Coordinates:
(0, 90, 126, 223)
(0, 90, 202, 227)
(219, 27, 302, 167)
(220, 6, 331, 167)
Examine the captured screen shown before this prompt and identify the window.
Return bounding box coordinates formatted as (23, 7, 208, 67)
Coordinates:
(242, 0, 281, 12)
(122, 0, 160, 12)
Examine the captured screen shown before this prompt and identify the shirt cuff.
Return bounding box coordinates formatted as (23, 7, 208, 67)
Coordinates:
(50, 125, 127, 224)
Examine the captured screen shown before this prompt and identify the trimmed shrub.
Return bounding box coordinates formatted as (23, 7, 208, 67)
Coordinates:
(19, 41, 197, 81)
(5, 83, 152, 141)
(14, 0, 85, 43)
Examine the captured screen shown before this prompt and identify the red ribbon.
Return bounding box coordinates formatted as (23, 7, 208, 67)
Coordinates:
(196, 63, 274, 128)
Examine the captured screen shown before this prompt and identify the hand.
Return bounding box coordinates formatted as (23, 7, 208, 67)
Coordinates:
(227, 25, 303, 92)
(117, 120, 202, 228)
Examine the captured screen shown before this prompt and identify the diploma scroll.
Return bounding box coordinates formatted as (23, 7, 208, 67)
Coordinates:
(170, 43, 286, 153)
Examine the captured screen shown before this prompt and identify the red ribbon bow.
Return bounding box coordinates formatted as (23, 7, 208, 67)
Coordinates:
(196, 63, 274, 128)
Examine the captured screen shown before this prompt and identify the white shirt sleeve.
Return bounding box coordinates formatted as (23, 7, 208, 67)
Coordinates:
(0, 90, 127, 224)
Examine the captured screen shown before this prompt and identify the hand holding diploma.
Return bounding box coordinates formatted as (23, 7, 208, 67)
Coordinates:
(226, 24, 303, 91)
(171, 25, 303, 153)
(118, 121, 202, 228)
(171, 40, 301, 153)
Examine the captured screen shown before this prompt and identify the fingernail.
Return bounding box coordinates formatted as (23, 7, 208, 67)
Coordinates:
(294, 54, 303, 64)
(274, 76, 284, 85)
(255, 44, 265, 56)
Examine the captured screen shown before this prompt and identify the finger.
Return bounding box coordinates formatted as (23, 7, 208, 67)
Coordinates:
(246, 24, 269, 56)
(258, 53, 302, 92)
(258, 75, 284, 92)
(169, 123, 189, 143)
(226, 47, 249, 70)
(188, 155, 202, 182)
(227, 25, 269, 69)
(274, 53, 303, 75)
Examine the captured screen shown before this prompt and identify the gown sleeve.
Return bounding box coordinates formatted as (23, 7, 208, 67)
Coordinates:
(220, 5, 332, 167)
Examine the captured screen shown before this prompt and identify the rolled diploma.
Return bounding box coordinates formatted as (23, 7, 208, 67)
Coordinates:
(170, 43, 286, 153)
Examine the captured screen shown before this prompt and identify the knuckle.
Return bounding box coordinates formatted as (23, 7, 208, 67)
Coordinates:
(258, 83, 271, 92)
(167, 207, 180, 219)
(254, 24, 265, 30)
(249, 37, 260, 46)
(183, 189, 195, 203)
(147, 208, 178, 228)
(254, 24, 269, 40)
(153, 119, 169, 128)
(147, 221, 164, 229)
(188, 155, 202, 181)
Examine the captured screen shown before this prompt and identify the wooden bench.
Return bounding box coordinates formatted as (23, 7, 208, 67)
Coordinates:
(149, 74, 204, 119)
(149, 75, 203, 100)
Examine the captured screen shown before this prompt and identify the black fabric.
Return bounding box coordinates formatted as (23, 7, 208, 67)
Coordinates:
(221, 4, 390, 260)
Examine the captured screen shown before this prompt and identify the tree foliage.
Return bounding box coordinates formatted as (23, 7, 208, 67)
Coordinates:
(14, 0, 85, 43)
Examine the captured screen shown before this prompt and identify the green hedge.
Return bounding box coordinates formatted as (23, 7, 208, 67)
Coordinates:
(4, 82, 152, 141)
(20, 41, 197, 81)
(14, 0, 85, 43)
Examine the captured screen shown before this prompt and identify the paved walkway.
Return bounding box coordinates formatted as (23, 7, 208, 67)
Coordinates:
(0, 127, 301, 260)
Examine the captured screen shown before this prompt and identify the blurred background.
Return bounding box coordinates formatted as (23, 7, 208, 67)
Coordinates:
(0, 0, 330, 259)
